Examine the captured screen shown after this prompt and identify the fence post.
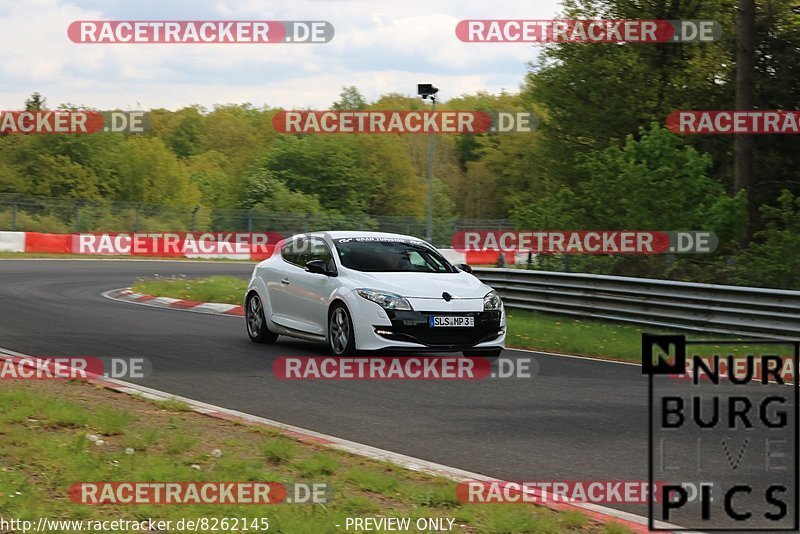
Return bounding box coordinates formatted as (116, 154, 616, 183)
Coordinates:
(134, 207, 140, 233)
(563, 254, 571, 272)
(74, 204, 80, 232)
(247, 212, 253, 233)
(727, 256, 736, 283)
(11, 203, 16, 231)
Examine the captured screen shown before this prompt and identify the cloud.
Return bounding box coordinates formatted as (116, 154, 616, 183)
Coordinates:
(0, 0, 561, 109)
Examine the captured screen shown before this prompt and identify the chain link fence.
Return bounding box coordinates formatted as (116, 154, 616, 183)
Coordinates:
(0, 194, 512, 247)
(0, 194, 753, 287)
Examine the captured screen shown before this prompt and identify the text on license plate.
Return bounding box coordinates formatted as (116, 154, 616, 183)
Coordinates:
(428, 316, 474, 327)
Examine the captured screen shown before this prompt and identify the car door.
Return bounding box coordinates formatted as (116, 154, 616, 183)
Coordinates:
(264, 238, 302, 328)
(285, 237, 336, 335)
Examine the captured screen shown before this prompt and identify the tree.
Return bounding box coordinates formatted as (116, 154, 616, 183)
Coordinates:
(187, 151, 235, 208)
(513, 124, 748, 279)
(243, 170, 324, 214)
(255, 134, 426, 217)
(734, 0, 755, 241)
(332, 86, 367, 110)
(524, 0, 800, 240)
(24, 92, 47, 111)
(736, 190, 800, 289)
(576, 124, 746, 239)
(112, 137, 200, 205)
(167, 107, 204, 158)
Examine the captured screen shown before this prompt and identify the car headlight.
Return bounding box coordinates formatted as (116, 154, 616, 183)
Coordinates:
(483, 290, 502, 311)
(356, 288, 413, 311)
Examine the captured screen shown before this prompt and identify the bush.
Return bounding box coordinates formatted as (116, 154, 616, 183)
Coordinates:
(736, 190, 800, 289)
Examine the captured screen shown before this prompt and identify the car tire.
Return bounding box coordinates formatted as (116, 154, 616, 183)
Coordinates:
(462, 348, 502, 363)
(246, 293, 278, 344)
(328, 303, 357, 356)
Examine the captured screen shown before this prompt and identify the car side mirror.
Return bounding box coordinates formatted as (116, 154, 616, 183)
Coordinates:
(305, 260, 331, 275)
(458, 263, 473, 273)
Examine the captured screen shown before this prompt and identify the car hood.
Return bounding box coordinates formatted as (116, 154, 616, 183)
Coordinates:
(343, 270, 490, 299)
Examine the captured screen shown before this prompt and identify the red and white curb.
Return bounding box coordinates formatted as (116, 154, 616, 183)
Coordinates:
(0, 345, 689, 533)
(103, 288, 244, 316)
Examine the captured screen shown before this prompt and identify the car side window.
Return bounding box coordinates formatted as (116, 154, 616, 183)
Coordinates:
(409, 251, 426, 266)
(281, 238, 304, 266)
(282, 237, 336, 273)
(310, 238, 336, 273)
(303, 238, 336, 273)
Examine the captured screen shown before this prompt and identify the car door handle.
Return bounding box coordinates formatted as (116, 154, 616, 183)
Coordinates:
(280, 278, 290, 285)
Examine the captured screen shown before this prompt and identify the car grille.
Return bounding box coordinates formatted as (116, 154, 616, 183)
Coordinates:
(376, 310, 502, 347)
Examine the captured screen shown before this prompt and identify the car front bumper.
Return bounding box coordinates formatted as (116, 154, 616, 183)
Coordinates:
(350, 307, 506, 352)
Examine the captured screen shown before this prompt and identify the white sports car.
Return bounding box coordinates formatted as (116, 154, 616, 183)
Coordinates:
(244, 231, 506, 356)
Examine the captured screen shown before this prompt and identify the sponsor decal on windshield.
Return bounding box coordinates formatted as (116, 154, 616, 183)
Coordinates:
(335, 237, 423, 244)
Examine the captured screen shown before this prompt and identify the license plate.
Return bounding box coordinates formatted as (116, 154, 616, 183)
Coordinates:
(428, 316, 474, 327)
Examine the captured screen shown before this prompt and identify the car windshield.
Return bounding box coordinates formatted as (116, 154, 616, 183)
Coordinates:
(333, 238, 457, 273)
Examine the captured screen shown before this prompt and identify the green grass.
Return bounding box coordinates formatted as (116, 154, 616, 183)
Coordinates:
(506, 309, 654, 361)
(0, 380, 622, 533)
(133, 275, 248, 304)
(262, 437, 298, 464)
(506, 309, 782, 362)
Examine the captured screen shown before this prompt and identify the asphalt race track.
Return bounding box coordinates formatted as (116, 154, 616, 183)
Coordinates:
(1, 259, 795, 529)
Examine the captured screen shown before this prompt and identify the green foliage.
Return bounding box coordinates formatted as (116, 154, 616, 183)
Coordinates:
(251, 134, 427, 217)
(187, 151, 235, 208)
(113, 136, 200, 205)
(576, 124, 747, 243)
(244, 169, 324, 214)
(167, 107, 204, 158)
(25, 92, 47, 111)
(511, 125, 748, 280)
(736, 190, 800, 289)
(513, 124, 747, 244)
(332, 86, 367, 110)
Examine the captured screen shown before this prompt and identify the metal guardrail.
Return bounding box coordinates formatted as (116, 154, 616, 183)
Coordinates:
(473, 268, 800, 339)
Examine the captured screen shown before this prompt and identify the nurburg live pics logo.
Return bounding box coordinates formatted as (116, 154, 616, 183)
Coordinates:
(643, 334, 799, 531)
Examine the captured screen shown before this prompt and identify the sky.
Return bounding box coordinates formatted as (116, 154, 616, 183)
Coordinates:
(0, 0, 562, 110)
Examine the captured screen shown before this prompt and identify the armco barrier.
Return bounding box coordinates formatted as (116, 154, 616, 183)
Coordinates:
(473, 267, 800, 339)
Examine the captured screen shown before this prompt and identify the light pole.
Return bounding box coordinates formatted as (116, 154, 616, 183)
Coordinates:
(418, 83, 438, 242)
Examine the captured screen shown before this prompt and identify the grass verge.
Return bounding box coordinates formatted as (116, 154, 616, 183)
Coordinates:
(0, 379, 630, 533)
(133, 275, 248, 304)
